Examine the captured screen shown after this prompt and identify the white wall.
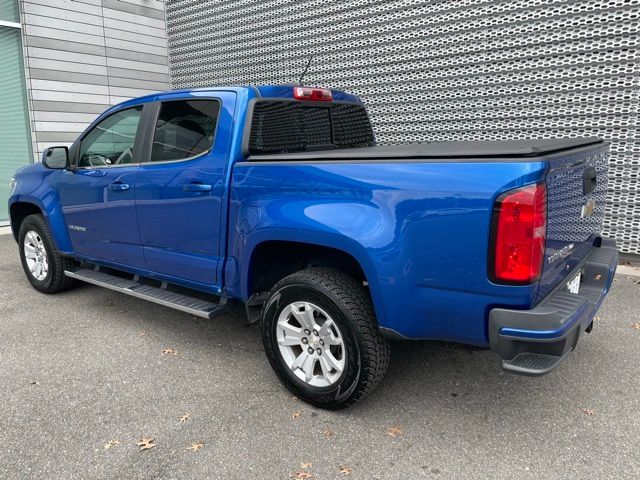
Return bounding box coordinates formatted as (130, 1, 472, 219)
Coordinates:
(20, 0, 169, 160)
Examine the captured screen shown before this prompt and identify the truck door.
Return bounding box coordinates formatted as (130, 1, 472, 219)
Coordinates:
(52, 104, 146, 268)
(134, 93, 235, 288)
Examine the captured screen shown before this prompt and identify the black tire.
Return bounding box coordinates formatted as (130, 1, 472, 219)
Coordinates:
(261, 267, 390, 409)
(18, 214, 77, 294)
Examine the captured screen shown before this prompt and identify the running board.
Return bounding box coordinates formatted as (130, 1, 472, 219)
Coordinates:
(64, 268, 227, 319)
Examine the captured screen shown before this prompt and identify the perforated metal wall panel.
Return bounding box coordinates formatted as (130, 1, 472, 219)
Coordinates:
(165, 0, 640, 254)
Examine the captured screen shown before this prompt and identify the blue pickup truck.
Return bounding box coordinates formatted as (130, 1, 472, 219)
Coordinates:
(8, 86, 617, 409)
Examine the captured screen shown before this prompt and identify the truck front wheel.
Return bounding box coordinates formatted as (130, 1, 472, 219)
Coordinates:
(261, 267, 390, 409)
(18, 214, 77, 294)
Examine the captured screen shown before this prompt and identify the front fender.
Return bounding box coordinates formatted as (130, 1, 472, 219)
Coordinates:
(9, 167, 73, 253)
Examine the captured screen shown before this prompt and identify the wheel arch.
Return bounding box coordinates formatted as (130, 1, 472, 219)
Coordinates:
(9, 198, 73, 253)
(247, 240, 369, 294)
(239, 236, 387, 327)
(9, 201, 43, 241)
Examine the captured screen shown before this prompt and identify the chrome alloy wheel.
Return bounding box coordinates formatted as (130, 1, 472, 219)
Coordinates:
(276, 301, 346, 387)
(23, 230, 49, 281)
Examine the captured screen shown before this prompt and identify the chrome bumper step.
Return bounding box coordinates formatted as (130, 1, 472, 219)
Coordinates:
(64, 268, 227, 319)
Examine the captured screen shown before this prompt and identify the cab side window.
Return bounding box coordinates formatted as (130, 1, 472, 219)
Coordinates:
(78, 106, 143, 168)
(150, 100, 219, 162)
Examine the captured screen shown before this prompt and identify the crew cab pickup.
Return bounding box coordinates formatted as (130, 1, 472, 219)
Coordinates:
(8, 86, 618, 409)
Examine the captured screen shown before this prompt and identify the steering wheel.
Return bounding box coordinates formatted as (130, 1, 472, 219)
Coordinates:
(114, 147, 134, 165)
(82, 153, 110, 167)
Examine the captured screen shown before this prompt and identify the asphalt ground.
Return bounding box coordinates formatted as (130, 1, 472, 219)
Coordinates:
(0, 233, 638, 479)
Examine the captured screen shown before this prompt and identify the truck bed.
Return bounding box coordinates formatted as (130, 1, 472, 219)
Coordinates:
(247, 137, 604, 162)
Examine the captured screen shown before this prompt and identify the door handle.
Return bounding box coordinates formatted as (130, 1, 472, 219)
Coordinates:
(108, 182, 130, 192)
(183, 182, 212, 192)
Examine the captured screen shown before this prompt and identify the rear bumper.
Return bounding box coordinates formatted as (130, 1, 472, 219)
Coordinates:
(488, 237, 618, 376)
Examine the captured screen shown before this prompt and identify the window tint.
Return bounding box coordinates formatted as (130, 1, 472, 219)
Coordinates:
(78, 106, 142, 167)
(150, 100, 219, 162)
(248, 101, 374, 154)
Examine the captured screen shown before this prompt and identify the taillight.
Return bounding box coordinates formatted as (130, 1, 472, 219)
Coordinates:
(293, 86, 332, 101)
(490, 182, 547, 284)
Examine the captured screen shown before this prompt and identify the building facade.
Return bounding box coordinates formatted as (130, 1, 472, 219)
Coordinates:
(3, 0, 638, 255)
(164, 0, 640, 255)
(0, 0, 169, 224)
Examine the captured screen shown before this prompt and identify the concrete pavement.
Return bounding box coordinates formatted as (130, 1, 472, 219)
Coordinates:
(0, 234, 638, 479)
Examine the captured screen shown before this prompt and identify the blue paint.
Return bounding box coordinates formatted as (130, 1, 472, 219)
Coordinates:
(53, 166, 144, 268)
(228, 161, 546, 345)
(7, 85, 612, 347)
(135, 91, 237, 285)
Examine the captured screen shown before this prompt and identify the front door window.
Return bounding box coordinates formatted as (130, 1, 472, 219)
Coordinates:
(78, 106, 143, 168)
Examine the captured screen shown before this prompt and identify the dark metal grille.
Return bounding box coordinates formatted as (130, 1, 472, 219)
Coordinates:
(331, 103, 376, 149)
(248, 101, 374, 154)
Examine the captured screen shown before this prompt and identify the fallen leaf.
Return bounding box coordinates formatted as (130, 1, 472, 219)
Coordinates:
(103, 439, 121, 450)
(632, 323, 640, 330)
(323, 427, 333, 438)
(387, 426, 403, 438)
(291, 411, 301, 419)
(300, 462, 312, 469)
(339, 465, 353, 475)
(289, 471, 312, 480)
(135, 437, 156, 451)
(582, 408, 595, 416)
(162, 348, 178, 356)
(179, 413, 191, 423)
(187, 442, 204, 452)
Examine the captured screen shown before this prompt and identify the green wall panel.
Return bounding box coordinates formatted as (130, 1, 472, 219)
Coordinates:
(0, 25, 33, 222)
(0, 0, 19, 23)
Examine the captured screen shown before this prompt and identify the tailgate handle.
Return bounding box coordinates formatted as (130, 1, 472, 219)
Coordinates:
(583, 166, 597, 195)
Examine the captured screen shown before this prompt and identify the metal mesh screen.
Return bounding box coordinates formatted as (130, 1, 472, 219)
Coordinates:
(165, 0, 640, 254)
(248, 101, 374, 153)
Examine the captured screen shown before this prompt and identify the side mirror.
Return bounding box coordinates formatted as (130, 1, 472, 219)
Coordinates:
(42, 146, 69, 169)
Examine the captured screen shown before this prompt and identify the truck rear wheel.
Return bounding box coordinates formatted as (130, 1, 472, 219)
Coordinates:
(18, 214, 77, 294)
(261, 267, 390, 409)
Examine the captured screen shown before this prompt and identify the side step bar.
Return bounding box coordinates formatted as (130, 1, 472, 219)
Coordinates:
(64, 268, 227, 320)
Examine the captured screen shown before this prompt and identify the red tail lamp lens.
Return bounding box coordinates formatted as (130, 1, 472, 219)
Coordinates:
(492, 183, 547, 284)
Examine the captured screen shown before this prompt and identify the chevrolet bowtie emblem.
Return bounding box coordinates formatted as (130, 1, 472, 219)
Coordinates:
(581, 199, 596, 218)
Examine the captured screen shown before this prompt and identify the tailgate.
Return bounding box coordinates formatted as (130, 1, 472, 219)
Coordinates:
(536, 143, 610, 303)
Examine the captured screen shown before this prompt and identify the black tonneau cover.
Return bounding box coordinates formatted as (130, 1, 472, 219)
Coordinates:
(247, 137, 604, 162)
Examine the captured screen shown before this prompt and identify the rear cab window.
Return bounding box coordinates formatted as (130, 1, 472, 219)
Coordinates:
(247, 100, 374, 155)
